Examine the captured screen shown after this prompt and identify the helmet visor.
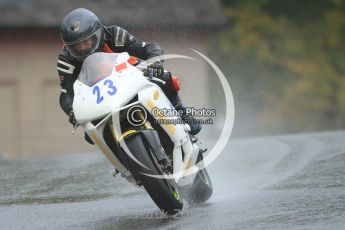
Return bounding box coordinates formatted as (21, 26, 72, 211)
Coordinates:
(65, 27, 102, 58)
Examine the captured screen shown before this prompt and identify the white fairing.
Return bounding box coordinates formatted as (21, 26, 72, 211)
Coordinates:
(73, 52, 200, 186)
(73, 52, 150, 124)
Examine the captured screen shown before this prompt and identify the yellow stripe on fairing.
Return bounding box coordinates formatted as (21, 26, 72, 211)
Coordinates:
(118, 130, 137, 141)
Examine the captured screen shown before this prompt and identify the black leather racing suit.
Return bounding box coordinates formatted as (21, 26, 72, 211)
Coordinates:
(57, 25, 180, 116)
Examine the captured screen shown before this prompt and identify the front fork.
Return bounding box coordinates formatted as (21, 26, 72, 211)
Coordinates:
(126, 109, 200, 186)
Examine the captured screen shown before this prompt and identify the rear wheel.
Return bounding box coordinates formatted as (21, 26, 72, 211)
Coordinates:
(181, 153, 213, 204)
(190, 168, 213, 204)
(125, 134, 183, 214)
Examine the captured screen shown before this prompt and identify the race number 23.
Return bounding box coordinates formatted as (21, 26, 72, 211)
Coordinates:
(93, 79, 117, 104)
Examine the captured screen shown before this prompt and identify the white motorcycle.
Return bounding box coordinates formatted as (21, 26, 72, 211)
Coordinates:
(73, 52, 212, 214)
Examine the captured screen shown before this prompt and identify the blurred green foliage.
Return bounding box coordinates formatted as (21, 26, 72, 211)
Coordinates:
(210, 0, 345, 136)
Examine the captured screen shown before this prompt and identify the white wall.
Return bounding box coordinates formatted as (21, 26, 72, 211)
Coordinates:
(0, 29, 214, 157)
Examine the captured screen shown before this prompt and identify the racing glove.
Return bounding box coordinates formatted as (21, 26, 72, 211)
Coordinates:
(146, 62, 164, 78)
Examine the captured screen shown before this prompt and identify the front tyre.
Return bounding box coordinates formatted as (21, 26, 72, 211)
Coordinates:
(125, 134, 183, 214)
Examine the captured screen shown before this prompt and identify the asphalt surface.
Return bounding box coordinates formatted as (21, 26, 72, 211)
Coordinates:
(1, 131, 345, 230)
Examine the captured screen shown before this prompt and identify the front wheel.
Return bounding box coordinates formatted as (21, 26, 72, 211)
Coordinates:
(125, 133, 183, 214)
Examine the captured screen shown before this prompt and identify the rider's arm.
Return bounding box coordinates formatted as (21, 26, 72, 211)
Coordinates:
(56, 53, 78, 115)
(111, 26, 163, 60)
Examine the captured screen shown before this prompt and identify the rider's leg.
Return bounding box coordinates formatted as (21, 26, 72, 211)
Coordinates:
(171, 95, 201, 135)
(153, 71, 201, 135)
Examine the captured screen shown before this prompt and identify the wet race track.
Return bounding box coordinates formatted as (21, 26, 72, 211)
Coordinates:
(1, 131, 345, 230)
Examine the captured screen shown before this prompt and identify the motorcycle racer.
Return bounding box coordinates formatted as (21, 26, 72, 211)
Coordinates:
(57, 8, 201, 144)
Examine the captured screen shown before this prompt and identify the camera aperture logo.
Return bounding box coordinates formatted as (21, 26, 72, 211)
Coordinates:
(127, 105, 147, 127)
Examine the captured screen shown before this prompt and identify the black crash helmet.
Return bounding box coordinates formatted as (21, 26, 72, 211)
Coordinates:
(60, 8, 104, 59)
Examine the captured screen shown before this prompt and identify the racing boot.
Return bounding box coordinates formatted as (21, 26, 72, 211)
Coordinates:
(84, 132, 95, 145)
(173, 95, 202, 136)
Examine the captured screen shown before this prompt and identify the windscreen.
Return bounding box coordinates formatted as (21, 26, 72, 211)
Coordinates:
(78, 52, 119, 86)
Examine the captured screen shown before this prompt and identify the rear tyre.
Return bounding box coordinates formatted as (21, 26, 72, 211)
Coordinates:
(190, 168, 213, 204)
(181, 153, 213, 204)
(125, 134, 183, 214)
